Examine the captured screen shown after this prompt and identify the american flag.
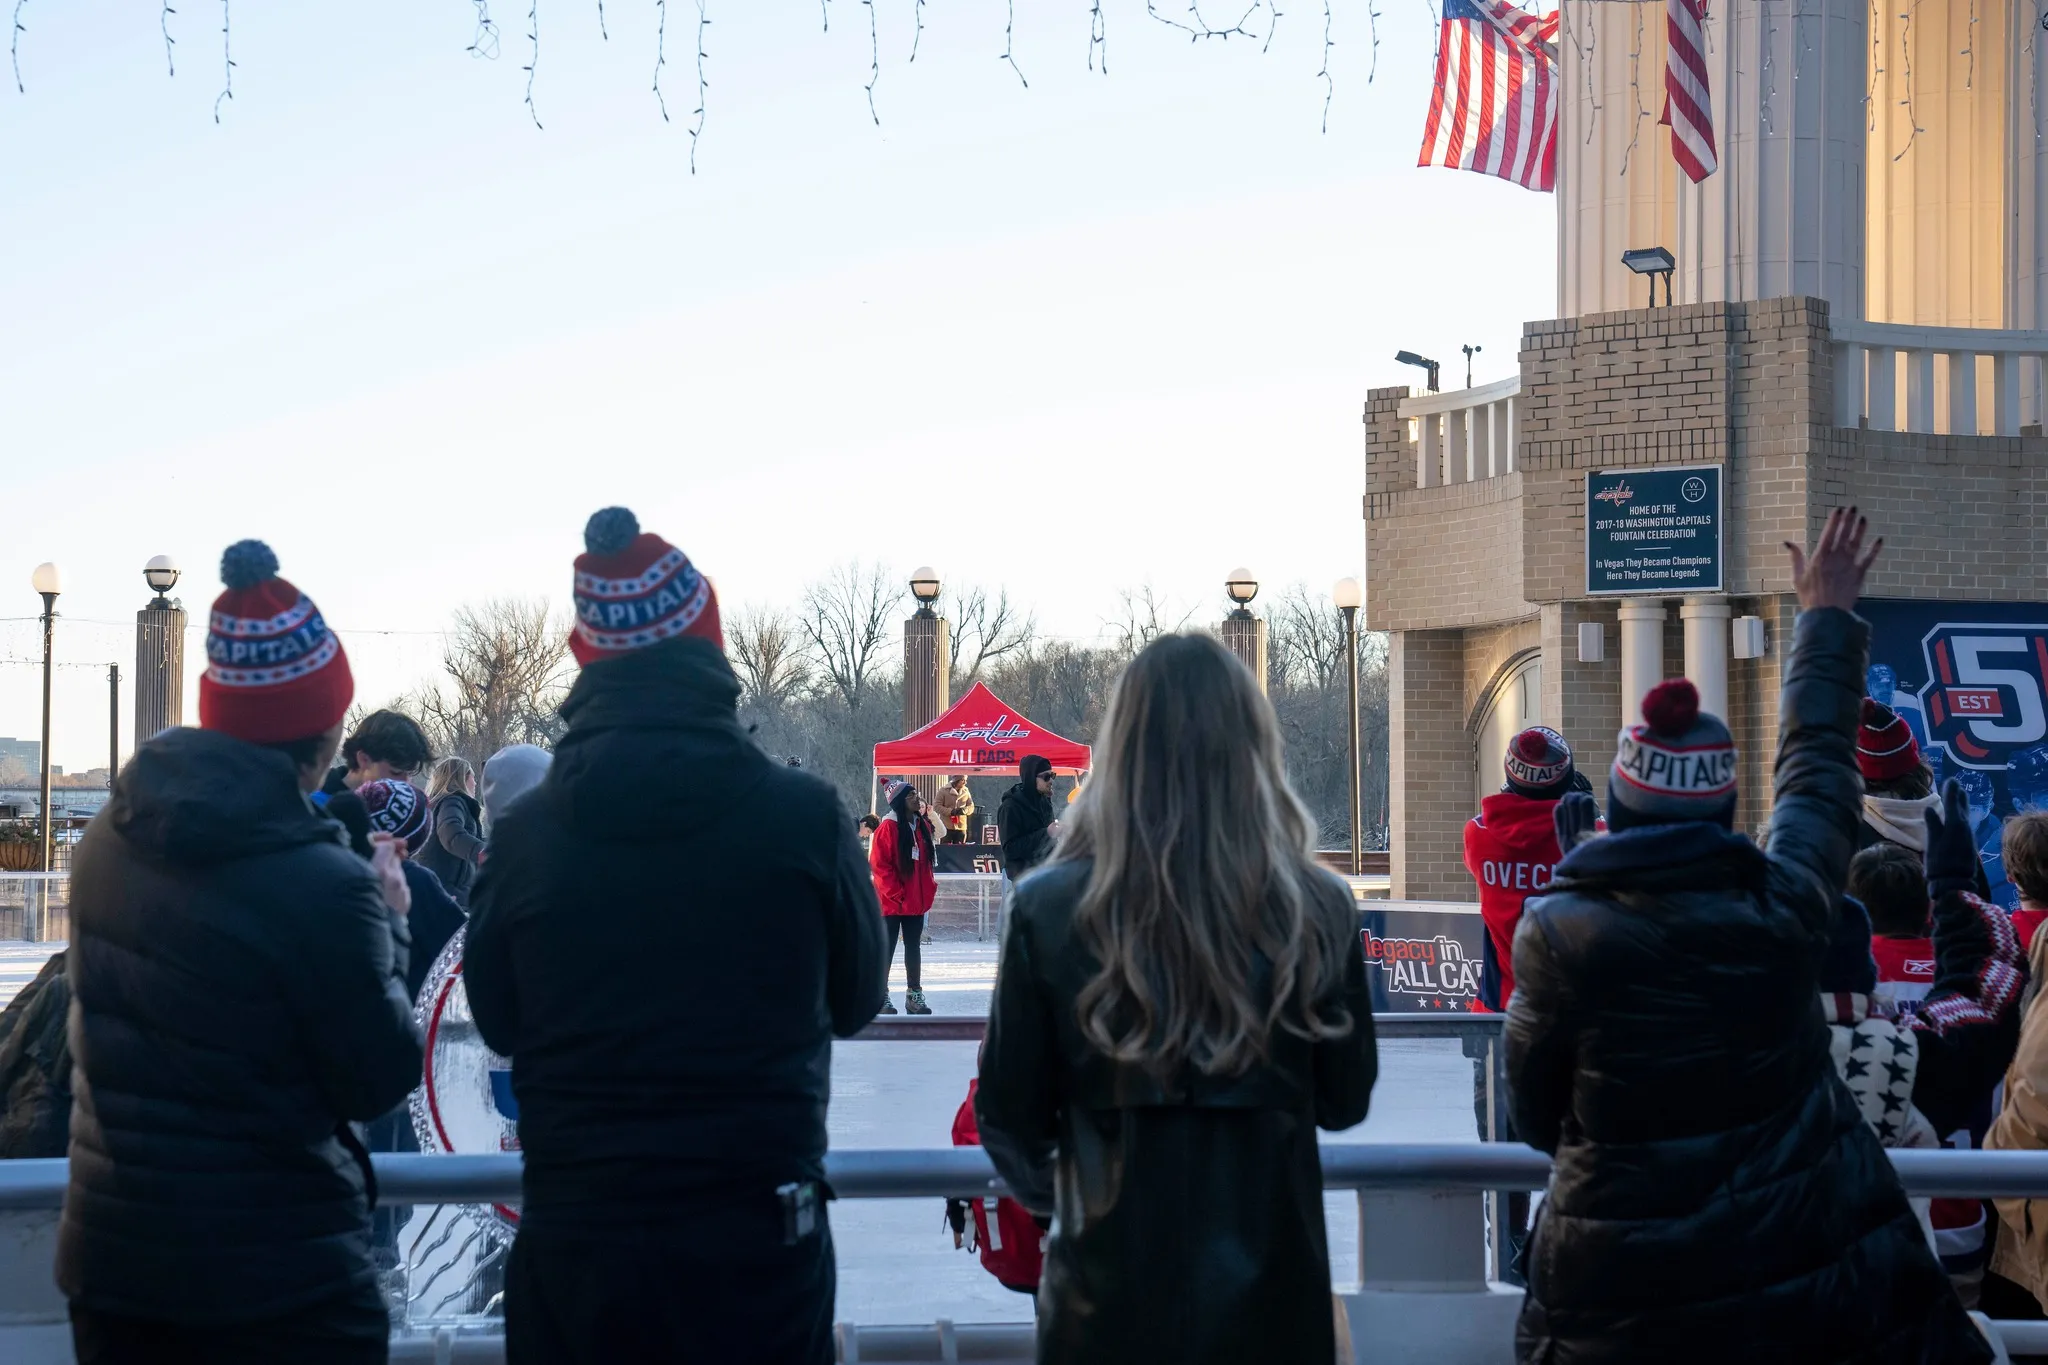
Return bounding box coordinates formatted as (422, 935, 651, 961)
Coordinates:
(1660, 0, 1718, 181)
(1417, 0, 1560, 193)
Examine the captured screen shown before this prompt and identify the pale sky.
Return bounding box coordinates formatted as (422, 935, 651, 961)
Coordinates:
(2, 0, 1554, 770)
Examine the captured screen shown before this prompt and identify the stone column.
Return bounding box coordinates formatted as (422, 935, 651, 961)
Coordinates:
(134, 599, 187, 743)
(902, 609, 951, 807)
(1680, 596, 1733, 719)
(1220, 613, 1269, 694)
(1617, 600, 1668, 727)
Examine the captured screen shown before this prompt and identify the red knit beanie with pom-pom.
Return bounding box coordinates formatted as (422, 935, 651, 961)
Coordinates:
(1608, 678, 1739, 828)
(1504, 726, 1575, 798)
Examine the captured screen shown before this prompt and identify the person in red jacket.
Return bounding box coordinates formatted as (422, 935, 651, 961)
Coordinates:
(1463, 726, 1591, 1286)
(1464, 726, 1592, 1014)
(870, 779, 938, 1015)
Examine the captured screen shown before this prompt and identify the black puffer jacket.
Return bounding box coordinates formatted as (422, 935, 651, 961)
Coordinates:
(997, 757, 1056, 877)
(418, 789, 485, 904)
(0, 949, 70, 1158)
(976, 858, 1376, 1365)
(1506, 607, 1990, 1365)
(59, 727, 424, 1329)
(465, 637, 888, 1226)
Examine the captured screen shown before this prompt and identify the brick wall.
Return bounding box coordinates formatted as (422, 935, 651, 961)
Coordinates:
(1389, 630, 1471, 899)
(1463, 618, 1542, 724)
(1370, 293, 2048, 895)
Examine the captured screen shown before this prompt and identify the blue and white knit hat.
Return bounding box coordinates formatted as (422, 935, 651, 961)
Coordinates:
(1608, 678, 1738, 827)
(570, 507, 723, 666)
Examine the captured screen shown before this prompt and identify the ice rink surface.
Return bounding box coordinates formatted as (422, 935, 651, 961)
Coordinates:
(0, 934, 1480, 1328)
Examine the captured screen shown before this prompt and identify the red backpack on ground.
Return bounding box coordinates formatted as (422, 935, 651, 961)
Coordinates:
(947, 1080, 1045, 1294)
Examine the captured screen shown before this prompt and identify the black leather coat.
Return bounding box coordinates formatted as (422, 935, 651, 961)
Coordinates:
(60, 727, 424, 1330)
(1505, 607, 1990, 1365)
(465, 637, 888, 1227)
(976, 858, 1376, 1365)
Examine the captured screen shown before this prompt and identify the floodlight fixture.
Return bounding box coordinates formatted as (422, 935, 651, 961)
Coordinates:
(1394, 350, 1441, 393)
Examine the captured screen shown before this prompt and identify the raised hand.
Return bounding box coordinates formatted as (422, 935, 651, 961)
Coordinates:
(369, 832, 412, 917)
(1923, 779, 1980, 899)
(1553, 790, 1602, 856)
(1785, 506, 1883, 613)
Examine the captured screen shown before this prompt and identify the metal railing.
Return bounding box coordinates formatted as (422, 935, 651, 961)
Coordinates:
(4, 1146, 2048, 1357)
(0, 873, 67, 942)
(1831, 319, 2048, 436)
(1398, 376, 1521, 489)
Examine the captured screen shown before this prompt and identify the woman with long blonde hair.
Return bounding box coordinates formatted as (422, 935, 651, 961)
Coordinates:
(976, 632, 1376, 1365)
(417, 755, 485, 906)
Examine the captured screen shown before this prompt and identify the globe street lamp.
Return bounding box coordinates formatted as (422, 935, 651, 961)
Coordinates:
(1333, 576, 1364, 876)
(143, 555, 181, 599)
(137, 556, 189, 743)
(908, 566, 942, 616)
(1224, 567, 1259, 616)
(1219, 568, 1268, 693)
(31, 562, 61, 873)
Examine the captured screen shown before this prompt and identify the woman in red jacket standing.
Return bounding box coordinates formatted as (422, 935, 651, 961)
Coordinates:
(871, 780, 938, 1015)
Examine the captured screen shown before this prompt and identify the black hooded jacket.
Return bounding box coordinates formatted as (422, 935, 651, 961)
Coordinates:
(998, 756, 1057, 878)
(464, 637, 888, 1228)
(59, 727, 423, 1330)
(1505, 608, 1989, 1364)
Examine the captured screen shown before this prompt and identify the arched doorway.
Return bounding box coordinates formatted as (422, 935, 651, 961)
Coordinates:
(1473, 653, 1543, 811)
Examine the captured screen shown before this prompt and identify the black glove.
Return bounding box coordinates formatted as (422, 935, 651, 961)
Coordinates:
(1553, 791, 1601, 856)
(1924, 778, 1980, 899)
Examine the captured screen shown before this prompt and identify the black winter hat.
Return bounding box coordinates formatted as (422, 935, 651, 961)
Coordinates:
(1019, 755, 1052, 784)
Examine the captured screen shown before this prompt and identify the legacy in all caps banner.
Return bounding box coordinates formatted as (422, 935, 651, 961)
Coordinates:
(1862, 599, 2048, 908)
(1356, 903, 1488, 1013)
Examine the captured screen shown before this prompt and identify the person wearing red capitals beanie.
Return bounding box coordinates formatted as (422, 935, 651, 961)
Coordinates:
(1505, 510, 1994, 1364)
(197, 538, 356, 745)
(1465, 726, 1596, 1013)
(568, 505, 724, 665)
(465, 508, 887, 1365)
(60, 540, 423, 1365)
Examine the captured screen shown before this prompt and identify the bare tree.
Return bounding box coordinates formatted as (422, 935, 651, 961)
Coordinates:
(408, 598, 575, 771)
(728, 604, 810, 709)
(800, 562, 902, 711)
(1105, 585, 1193, 659)
(1267, 583, 1348, 692)
(948, 585, 1036, 684)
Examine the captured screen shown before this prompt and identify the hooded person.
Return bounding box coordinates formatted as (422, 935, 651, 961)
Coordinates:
(463, 508, 887, 1365)
(60, 540, 423, 1365)
(481, 744, 553, 829)
(870, 779, 938, 1016)
(1858, 698, 1942, 852)
(997, 754, 1058, 880)
(1463, 726, 1596, 1014)
(1504, 509, 1993, 1365)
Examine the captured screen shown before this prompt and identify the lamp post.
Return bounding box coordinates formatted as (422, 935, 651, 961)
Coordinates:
(903, 566, 951, 809)
(136, 555, 186, 743)
(1220, 567, 1268, 694)
(31, 562, 61, 873)
(1333, 577, 1364, 876)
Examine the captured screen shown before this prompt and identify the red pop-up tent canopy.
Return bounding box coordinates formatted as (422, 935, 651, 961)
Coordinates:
(873, 682, 1091, 777)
